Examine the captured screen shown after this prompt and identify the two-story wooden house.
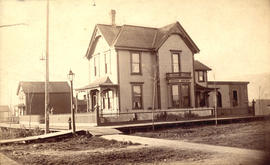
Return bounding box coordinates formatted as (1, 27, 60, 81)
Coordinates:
(77, 11, 201, 115)
(77, 10, 249, 117)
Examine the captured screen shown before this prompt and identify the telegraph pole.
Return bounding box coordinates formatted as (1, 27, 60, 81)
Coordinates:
(45, 0, 50, 134)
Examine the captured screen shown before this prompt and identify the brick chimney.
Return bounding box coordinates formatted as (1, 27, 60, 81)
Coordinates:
(110, 9, 116, 27)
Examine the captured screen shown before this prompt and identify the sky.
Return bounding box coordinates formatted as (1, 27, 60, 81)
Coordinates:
(0, 0, 270, 105)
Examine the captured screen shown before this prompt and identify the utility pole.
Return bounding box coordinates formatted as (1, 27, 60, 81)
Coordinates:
(44, 0, 50, 134)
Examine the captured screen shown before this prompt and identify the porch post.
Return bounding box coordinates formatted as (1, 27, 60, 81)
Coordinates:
(96, 90, 101, 126)
(86, 90, 89, 112)
(88, 90, 92, 112)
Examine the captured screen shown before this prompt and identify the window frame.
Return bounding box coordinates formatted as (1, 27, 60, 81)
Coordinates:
(170, 50, 181, 73)
(104, 52, 108, 74)
(130, 51, 142, 75)
(171, 84, 180, 108)
(131, 83, 144, 109)
(181, 83, 191, 108)
(94, 57, 97, 76)
(232, 90, 239, 107)
(170, 83, 191, 108)
(198, 71, 205, 82)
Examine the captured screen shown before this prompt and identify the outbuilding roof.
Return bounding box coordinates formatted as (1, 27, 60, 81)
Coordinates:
(194, 60, 212, 71)
(86, 21, 200, 59)
(16, 81, 70, 95)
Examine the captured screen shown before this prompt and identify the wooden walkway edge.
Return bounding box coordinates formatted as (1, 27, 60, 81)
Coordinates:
(0, 130, 79, 145)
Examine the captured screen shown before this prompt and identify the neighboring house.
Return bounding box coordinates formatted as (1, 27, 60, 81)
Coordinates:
(77, 10, 249, 116)
(16, 81, 71, 115)
(0, 105, 10, 122)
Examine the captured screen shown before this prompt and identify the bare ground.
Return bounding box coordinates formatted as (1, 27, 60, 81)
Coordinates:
(134, 120, 270, 151)
(0, 134, 212, 165)
(1, 120, 269, 164)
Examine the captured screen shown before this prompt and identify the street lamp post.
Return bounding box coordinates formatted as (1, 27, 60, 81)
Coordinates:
(68, 69, 75, 133)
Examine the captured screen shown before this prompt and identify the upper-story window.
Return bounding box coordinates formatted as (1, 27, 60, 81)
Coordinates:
(131, 52, 141, 74)
(104, 52, 108, 74)
(94, 57, 97, 76)
(172, 53, 180, 72)
(198, 71, 205, 82)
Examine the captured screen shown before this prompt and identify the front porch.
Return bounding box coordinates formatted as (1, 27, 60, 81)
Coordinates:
(195, 83, 217, 108)
(76, 77, 119, 115)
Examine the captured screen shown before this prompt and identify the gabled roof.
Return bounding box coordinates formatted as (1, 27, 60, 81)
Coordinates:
(194, 60, 212, 71)
(86, 21, 200, 59)
(16, 81, 70, 95)
(76, 77, 118, 91)
(0, 105, 10, 112)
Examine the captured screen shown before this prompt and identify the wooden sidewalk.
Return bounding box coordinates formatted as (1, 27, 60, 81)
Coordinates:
(0, 115, 265, 145)
(103, 115, 265, 130)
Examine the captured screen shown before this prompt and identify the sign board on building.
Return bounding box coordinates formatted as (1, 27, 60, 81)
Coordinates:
(168, 79, 191, 83)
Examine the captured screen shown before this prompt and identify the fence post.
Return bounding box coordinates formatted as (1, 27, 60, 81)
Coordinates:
(96, 106, 100, 126)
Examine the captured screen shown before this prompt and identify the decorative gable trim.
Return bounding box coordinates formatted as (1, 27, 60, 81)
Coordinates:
(85, 26, 112, 60)
(155, 22, 200, 54)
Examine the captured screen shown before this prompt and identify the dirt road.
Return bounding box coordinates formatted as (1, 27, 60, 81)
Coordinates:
(102, 134, 267, 165)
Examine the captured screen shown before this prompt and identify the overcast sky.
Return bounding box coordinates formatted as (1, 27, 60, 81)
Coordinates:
(0, 0, 270, 105)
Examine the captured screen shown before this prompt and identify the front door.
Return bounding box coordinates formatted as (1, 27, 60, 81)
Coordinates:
(91, 91, 97, 111)
(171, 84, 190, 108)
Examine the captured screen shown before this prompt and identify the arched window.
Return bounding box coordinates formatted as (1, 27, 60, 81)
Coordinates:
(217, 92, 222, 107)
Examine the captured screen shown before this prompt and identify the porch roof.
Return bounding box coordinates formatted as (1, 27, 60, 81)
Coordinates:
(195, 83, 217, 92)
(76, 77, 118, 91)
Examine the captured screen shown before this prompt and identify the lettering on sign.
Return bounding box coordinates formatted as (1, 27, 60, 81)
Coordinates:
(169, 79, 191, 83)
